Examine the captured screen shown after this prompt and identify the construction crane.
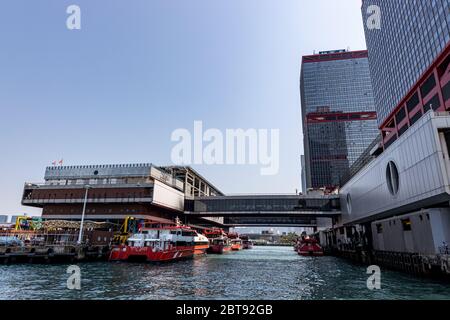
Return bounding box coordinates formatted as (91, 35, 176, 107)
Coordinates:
(14, 216, 42, 231)
(113, 216, 138, 244)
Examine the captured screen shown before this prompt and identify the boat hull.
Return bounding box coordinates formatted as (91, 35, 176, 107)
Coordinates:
(243, 242, 253, 249)
(109, 245, 194, 262)
(298, 250, 324, 256)
(193, 243, 209, 255)
(297, 243, 324, 257)
(207, 244, 232, 254)
(231, 244, 242, 251)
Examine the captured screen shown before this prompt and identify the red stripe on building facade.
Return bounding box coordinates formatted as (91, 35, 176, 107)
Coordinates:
(306, 111, 377, 124)
(302, 50, 369, 64)
(380, 42, 450, 149)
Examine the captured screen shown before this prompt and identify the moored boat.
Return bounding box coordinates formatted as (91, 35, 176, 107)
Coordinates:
(204, 228, 231, 254)
(297, 237, 324, 256)
(243, 241, 253, 249)
(193, 231, 209, 255)
(109, 222, 196, 262)
(227, 232, 242, 251)
(241, 235, 253, 249)
(230, 238, 243, 250)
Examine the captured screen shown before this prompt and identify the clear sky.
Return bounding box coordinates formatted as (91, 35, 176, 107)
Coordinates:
(0, 0, 367, 215)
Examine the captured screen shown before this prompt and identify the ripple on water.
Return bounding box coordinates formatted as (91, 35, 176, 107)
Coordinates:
(0, 247, 449, 300)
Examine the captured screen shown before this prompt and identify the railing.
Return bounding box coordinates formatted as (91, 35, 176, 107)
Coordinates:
(0, 231, 80, 247)
(24, 182, 154, 189)
(150, 167, 184, 190)
(196, 193, 339, 198)
(439, 245, 449, 255)
(434, 111, 450, 117)
(22, 197, 153, 204)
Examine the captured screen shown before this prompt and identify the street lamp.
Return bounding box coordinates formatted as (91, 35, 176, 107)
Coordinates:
(77, 185, 91, 245)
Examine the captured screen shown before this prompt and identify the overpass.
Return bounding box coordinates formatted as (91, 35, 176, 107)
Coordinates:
(184, 194, 341, 227)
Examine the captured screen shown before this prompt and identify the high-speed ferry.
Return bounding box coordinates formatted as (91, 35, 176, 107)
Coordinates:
(204, 228, 232, 254)
(193, 231, 210, 255)
(109, 222, 197, 262)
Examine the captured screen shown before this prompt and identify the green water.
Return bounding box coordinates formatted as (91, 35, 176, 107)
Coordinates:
(0, 246, 449, 300)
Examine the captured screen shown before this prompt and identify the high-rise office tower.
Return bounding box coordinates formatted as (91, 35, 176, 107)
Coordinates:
(361, 0, 450, 148)
(300, 50, 379, 189)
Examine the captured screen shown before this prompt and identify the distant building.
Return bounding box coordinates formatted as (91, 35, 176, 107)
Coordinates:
(362, 0, 450, 148)
(334, 1, 450, 257)
(161, 166, 223, 198)
(301, 50, 378, 189)
(300, 155, 307, 194)
(21, 164, 223, 226)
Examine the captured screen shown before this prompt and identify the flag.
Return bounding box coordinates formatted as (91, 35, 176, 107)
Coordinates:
(52, 161, 57, 166)
(58, 159, 64, 166)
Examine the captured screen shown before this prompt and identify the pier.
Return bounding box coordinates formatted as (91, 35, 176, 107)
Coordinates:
(0, 227, 113, 264)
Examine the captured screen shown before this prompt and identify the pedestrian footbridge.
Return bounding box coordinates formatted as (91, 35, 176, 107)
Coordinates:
(184, 194, 341, 227)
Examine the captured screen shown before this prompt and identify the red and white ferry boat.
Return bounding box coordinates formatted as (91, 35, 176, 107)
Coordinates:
(241, 235, 253, 249)
(228, 232, 243, 251)
(193, 231, 210, 255)
(297, 237, 324, 257)
(109, 221, 197, 262)
(204, 228, 231, 254)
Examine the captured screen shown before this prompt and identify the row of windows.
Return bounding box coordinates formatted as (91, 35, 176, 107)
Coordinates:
(362, 0, 450, 125)
(193, 198, 340, 212)
(26, 190, 152, 200)
(46, 178, 122, 186)
(375, 214, 430, 234)
(45, 207, 141, 214)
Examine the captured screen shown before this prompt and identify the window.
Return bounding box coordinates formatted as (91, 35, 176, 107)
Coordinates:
(420, 74, 436, 98)
(401, 218, 412, 231)
(346, 194, 352, 213)
(443, 81, 450, 102)
(410, 111, 423, 126)
(406, 92, 420, 112)
(424, 94, 441, 111)
(386, 161, 400, 196)
(384, 134, 397, 149)
(398, 124, 409, 138)
(376, 224, 383, 234)
(395, 108, 407, 124)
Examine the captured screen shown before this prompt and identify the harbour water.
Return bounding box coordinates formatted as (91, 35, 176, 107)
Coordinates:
(0, 246, 449, 300)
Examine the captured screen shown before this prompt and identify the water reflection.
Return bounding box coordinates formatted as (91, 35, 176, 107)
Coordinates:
(0, 246, 449, 300)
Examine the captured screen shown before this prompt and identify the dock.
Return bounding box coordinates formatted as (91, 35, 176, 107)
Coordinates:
(0, 230, 112, 264)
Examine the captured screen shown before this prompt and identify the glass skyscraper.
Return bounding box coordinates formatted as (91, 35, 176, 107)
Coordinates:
(362, 0, 450, 127)
(301, 50, 379, 190)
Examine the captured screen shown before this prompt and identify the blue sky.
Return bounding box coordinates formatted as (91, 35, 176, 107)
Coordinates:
(0, 0, 367, 214)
